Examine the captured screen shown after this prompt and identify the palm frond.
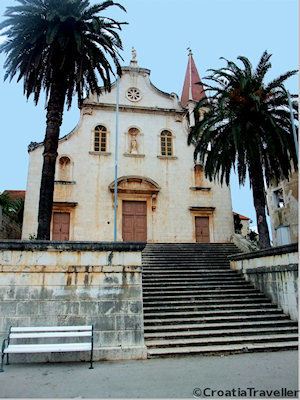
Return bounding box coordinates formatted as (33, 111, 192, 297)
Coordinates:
(0, 0, 127, 108)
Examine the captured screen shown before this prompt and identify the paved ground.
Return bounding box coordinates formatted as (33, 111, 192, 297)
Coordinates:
(0, 351, 298, 398)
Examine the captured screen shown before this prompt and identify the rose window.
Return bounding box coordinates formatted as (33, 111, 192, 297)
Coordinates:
(126, 87, 141, 102)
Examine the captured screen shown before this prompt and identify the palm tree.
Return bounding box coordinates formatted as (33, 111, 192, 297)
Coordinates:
(0, 0, 126, 239)
(188, 51, 298, 248)
(0, 192, 24, 224)
(0, 192, 15, 215)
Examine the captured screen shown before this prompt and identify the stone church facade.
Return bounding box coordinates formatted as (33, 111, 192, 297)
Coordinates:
(22, 51, 234, 242)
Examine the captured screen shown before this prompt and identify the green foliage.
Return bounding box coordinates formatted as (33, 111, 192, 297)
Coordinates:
(0, 193, 24, 224)
(248, 229, 259, 242)
(0, 192, 15, 214)
(233, 214, 243, 234)
(188, 51, 298, 188)
(0, 0, 127, 108)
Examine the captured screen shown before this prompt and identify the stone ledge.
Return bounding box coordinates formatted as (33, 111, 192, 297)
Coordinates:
(89, 151, 112, 156)
(123, 153, 145, 158)
(157, 155, 178, 160)
(245, 263, 298, 274)
(189, 186, 211, 191)
(229, 243, 298, 261)
(0, 241, 146, 252)
(54, 181, 76, 185)
(0, 265, 142, 273)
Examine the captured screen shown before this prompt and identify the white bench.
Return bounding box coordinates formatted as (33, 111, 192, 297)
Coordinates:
(0, 325, 94, 372)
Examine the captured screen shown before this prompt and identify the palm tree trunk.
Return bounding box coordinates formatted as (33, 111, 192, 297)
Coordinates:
(37, 81, 66, 240)
(249, 164, 271, 249)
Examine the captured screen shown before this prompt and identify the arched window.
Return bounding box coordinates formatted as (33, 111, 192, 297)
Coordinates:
(94, 125, 107, 152)
(160, 130, 173, 156)
(58, 156, 71, 181)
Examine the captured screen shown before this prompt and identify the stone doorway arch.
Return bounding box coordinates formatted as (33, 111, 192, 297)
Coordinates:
(108, 176, 161, 241)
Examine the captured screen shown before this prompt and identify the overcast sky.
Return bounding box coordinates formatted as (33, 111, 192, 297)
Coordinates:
(0, 0, 298, 232)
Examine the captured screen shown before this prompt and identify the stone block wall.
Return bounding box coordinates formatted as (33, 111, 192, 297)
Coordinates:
(0, 241, 147, 362)
(230, 244, 298, 321)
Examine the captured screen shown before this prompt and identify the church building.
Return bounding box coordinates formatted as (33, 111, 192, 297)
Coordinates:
(22, 50, 234, 242)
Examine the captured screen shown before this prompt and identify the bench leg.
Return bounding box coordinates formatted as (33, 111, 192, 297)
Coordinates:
(0, 353, 4, 373)
(6, 353, 9, 365)
(89, 327, 94, 369)
(89, 350, 94, 369)
(0, 338, 8, 373)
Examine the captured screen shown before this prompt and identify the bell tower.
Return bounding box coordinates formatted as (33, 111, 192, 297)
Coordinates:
(181, 49, 207, 127)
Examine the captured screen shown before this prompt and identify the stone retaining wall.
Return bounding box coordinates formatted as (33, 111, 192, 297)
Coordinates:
(229, 244, 298, 321)
(0, 241, 147, 362)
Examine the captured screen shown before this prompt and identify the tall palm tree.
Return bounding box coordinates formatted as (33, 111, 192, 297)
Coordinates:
(188, 51, 298, 248)
(0, 0, 126, 239)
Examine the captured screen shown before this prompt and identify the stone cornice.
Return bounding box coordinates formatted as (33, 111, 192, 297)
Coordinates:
(0, 241, 146, 252)
(82, 102, 185, 116)
(189, 207, 215, 212)
(245, 263, 298, 274)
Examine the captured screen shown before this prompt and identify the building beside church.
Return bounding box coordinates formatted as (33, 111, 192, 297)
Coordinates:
(266, 170, 298, 246)
(22, 50, 234, 242)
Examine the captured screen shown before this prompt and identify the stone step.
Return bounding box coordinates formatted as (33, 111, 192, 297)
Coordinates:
(145, 333, 298, 348)
(143, 260, 232, 263)
(143, 284, 253, 291)
(143, 266, 232, 268)
(144, 326, 298, 339)
(143, 252, 237, 255)
(143, 254, 236, 258)
(142, 269, 234, 274)
(144, 319, 297, 332)
(142, 243, 296, 358)
(144, 314, 288, 325)
(143, 288, 260, 296)
(142, 252, 234, 256)
(143, 264, 231, 273)
(144, 308, 281, 319)
(143, 276, 243, 282)
(142, 259, 231, 263)
(143, 252, 234, 255)
(143, 248, 238, 253)
(147, 341, 298, 357)
(143, 264, 231, 268)
(143, 271, 240, 276)
(143, 252, 234, 256)
(143, 243, 237, 247)
(143, 256, 233, 258)
(143, 297, 268, 305)
(143, 250, 235, 252)
(143, 303, 276, 312)
(143, 295, 266, 303)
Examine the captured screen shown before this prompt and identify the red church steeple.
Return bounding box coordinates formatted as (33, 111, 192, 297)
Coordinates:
(181, 49, 206, 108)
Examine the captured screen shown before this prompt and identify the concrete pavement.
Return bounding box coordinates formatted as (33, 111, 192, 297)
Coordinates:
(0, 351, 298, 398)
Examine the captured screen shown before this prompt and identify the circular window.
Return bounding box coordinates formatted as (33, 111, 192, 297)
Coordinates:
(126, 87, 142, 102)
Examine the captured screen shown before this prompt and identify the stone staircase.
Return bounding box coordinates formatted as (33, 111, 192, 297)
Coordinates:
(142, 243, 298, 357)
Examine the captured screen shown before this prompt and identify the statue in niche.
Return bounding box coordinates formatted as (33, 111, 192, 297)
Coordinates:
(128, 127, 139, 154)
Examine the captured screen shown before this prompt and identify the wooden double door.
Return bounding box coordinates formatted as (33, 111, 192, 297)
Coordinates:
(195, 216, 210, 243)
(122, 201, 147, 242)
(52, 212, 70, 241)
